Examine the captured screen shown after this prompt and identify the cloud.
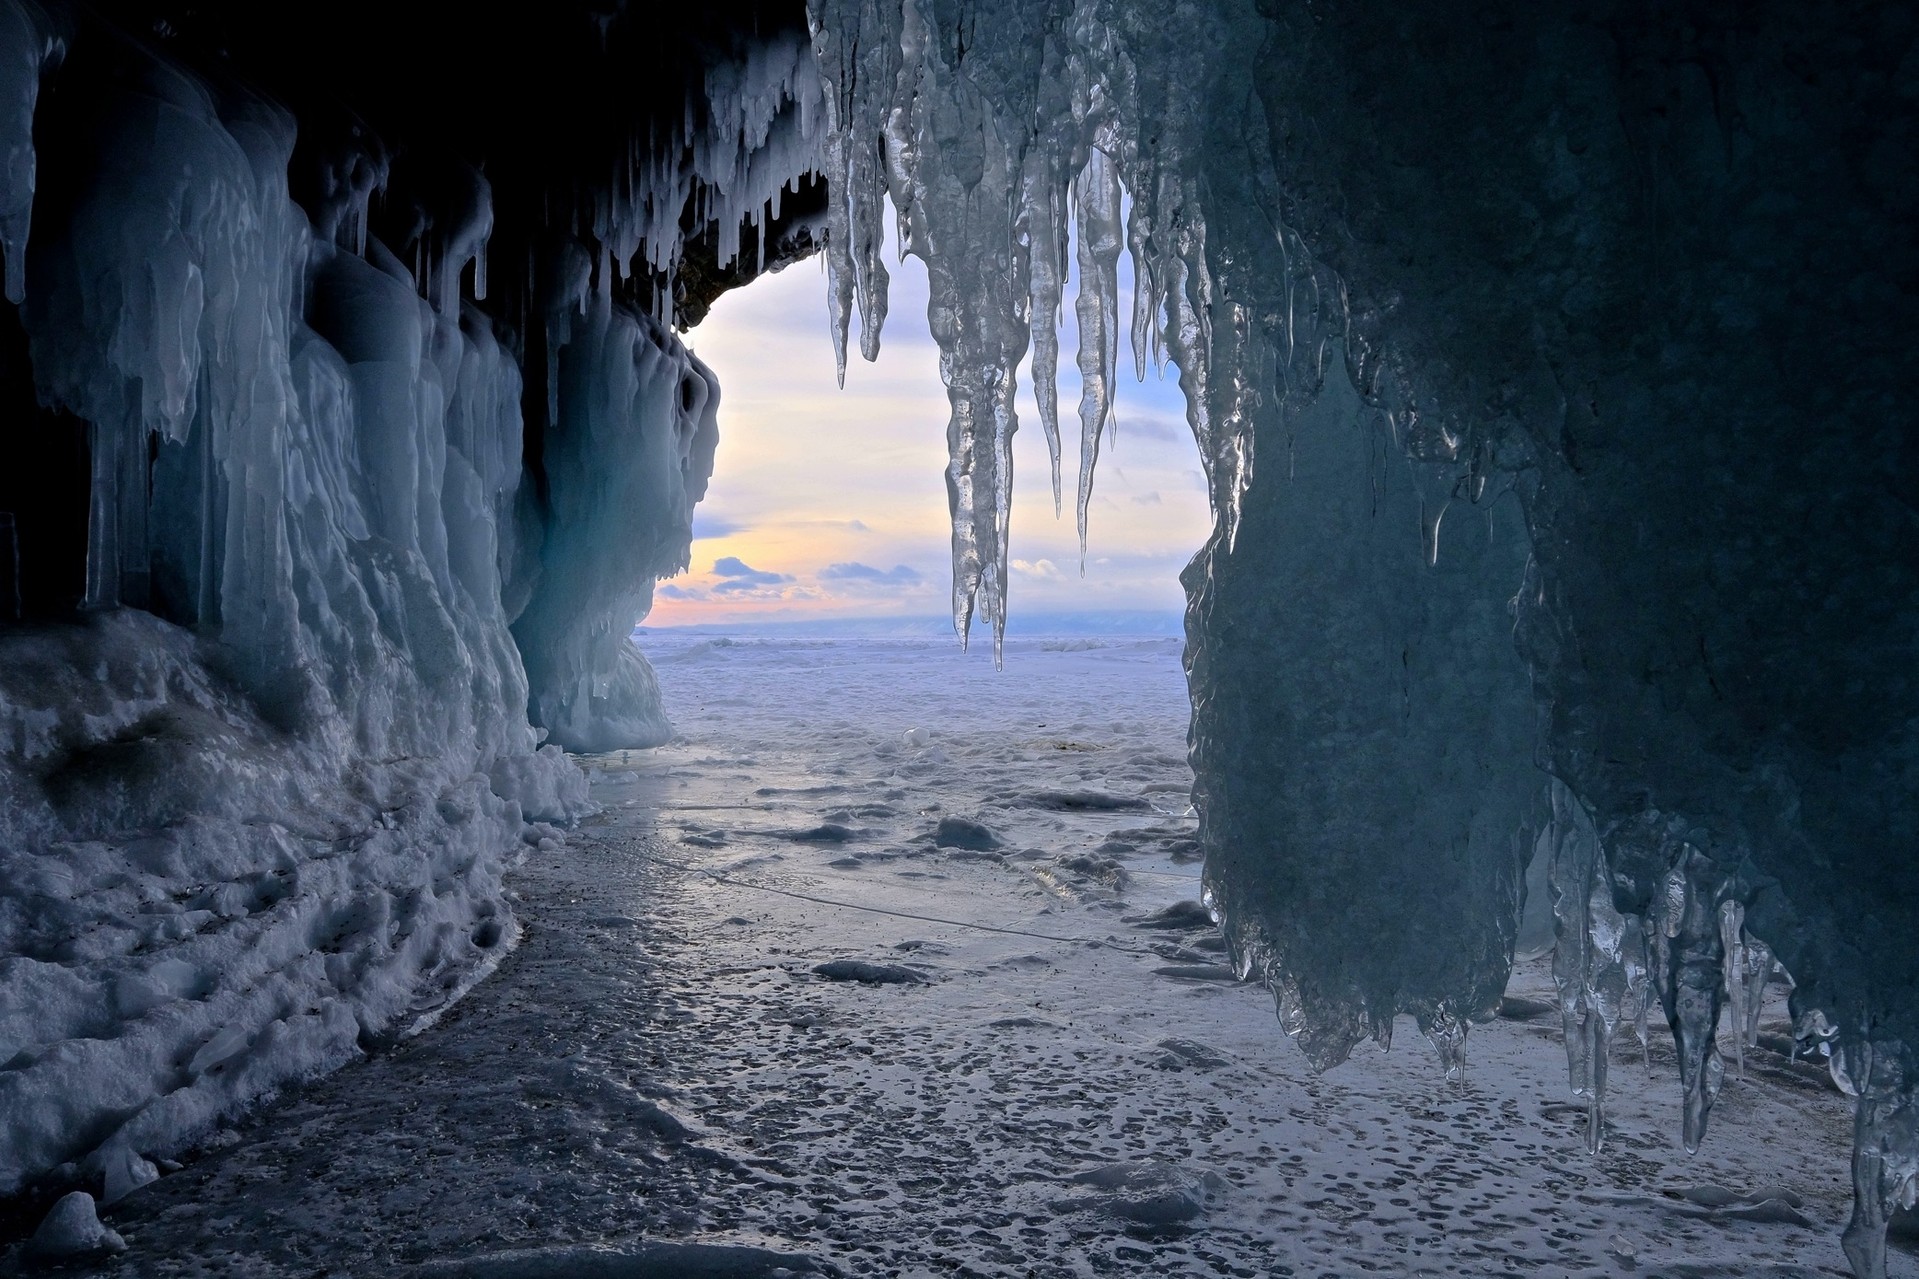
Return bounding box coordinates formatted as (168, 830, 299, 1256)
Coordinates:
(656, 583, 705, 601)
(1011, 558, 1063, 580)
(844, 519, 870, 532)
(1131, 491, 1162, 506)
(1113, 413, 1188, 444)
(819, 561, 922, 584)
(692, 513, 746, 541)
(711, 556, 793, 586)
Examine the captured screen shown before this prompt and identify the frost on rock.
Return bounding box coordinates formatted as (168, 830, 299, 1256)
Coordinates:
(0, 2, 817, 1201)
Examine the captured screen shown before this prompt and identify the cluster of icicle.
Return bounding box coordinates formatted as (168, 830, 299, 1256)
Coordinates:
(806, 0, 1236, 661)
(598, 29, 824, 327)
(1548, 782, 1917, 1275)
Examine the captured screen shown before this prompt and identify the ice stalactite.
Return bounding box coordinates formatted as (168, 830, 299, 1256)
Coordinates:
(614, 26, 824, 328)
(805, 0, 1225, 659)
(1648, 846, 1730, 1156)
(1838, 1043, 1919, 1279)
(1548, 785, 1624, 1152)
(805, 0, 897, 381)
(1544, 784, 1658, 1152)
(1071, 148, 1121, 557)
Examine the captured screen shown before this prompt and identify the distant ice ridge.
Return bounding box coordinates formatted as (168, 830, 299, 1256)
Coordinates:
(801, 2, 1919, 1274)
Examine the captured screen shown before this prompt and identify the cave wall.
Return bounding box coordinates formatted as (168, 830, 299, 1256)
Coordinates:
(799, 1, 1917, 1267)
(0, 0, 821, 1198)
(1194, 0, 1918, 1261)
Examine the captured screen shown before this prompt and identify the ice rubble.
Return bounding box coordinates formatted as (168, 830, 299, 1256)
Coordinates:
(798, 0, 1919, 1272)
(0, 0, 817, 1202)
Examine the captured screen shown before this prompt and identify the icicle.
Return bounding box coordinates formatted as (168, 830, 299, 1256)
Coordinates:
(1421, 1007, 1470, 1083)
(1841, 1042, 1919, 1279)
(806, 0, 899, 384)
(1623, 914, 1655, 1072)
(1547, 782, 1632, 1153)
(1651, 846, 1728, 1155)
(1073, 148, 1121, 562)
(1023, 156, 1069, 517)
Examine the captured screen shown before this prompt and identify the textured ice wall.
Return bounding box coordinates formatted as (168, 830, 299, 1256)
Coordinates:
(802, 1, 1919, 1271)
(509, 295, 720, 751)
(1184, 355, 1539, 1072)
(0, 0, 818, 1200)
(1236, 10, 1919, 1270)
(0, 12, 592, 1197)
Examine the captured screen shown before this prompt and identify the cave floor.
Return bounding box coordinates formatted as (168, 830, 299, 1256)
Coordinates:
(29, 635, 1908, 1278)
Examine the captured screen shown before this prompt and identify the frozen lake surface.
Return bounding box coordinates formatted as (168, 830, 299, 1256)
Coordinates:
(17, 634, 1902, 1276)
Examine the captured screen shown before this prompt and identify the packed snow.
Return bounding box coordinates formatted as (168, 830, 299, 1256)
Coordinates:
(8, 634, 1897, 1276)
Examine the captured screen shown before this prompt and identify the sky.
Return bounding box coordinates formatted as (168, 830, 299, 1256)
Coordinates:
(652, 205, 1213, 628)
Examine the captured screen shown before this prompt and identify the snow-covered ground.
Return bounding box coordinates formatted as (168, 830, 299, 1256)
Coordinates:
(10, 633, 1904, 1276)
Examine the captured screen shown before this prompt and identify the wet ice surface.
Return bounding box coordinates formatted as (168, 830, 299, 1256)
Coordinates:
(31, 635, 1911, 1277)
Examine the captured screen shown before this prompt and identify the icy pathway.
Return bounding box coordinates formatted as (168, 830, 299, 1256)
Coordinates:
(16, 636, 1906, 1277)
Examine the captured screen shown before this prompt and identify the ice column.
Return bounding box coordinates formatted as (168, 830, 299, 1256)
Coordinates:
(1649, 847, 1729, 1155)
(1839, 1043, 1919, 1279)
(1717, 899, 1774, 1081)
(509, 291, 719, 753)
(0, 0, 61, 303)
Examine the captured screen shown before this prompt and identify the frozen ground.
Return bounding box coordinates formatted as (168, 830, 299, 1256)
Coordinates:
(8, 634, 1909, 1277)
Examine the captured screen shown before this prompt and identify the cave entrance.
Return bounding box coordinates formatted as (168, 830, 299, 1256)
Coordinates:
(658, 220, 1212, 641)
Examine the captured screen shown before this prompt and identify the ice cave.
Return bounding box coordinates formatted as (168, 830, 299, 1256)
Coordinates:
(0, 0, 1914, 1274)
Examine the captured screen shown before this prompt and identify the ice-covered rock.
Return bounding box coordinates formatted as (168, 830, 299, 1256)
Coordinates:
(27, 1190, 124, 1259)
(508, 300, 720, 752)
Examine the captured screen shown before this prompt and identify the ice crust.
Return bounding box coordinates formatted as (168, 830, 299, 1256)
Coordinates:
(800, 1, 1919, 1272)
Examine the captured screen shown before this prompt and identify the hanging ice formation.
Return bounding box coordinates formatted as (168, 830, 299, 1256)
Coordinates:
(801, 2, 1919, 1275)
(807, 0, 1233, 661)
